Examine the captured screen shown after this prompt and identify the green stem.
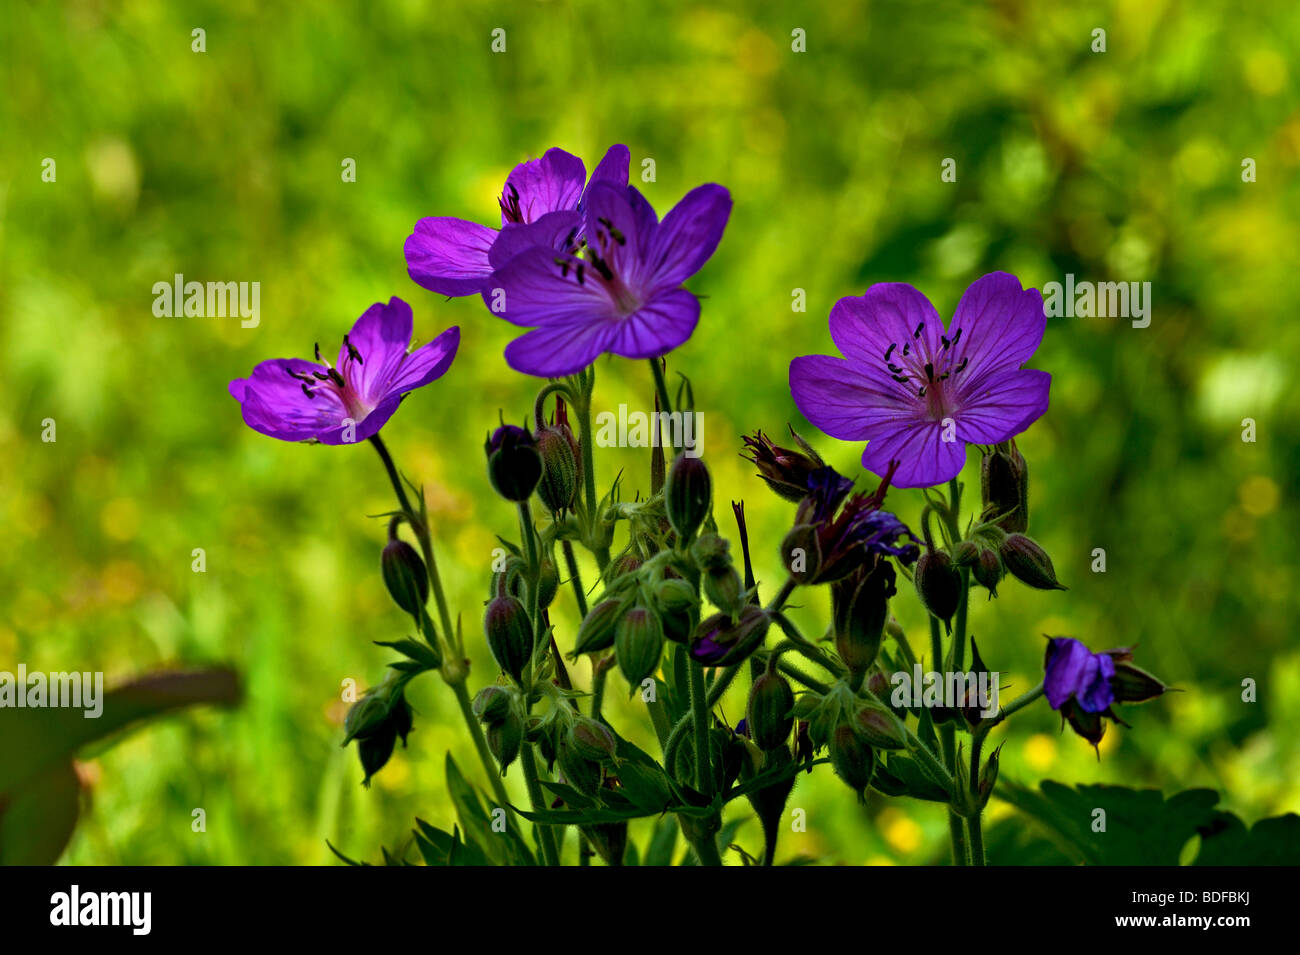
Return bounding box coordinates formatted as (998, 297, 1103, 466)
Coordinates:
(688, 654, 712, 795)
(561, 539, 588, 618)
(574, 368, 611, 570)
(450, 681, 513, 812)
(968, 730, 986, 866)
(519, 745, 561, 866)
(649, 358, 673, 418)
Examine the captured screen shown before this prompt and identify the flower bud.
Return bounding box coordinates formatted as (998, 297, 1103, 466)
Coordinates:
(952, 540, 980, 567)
(914, 549, 962, 624)
(536, 557, 559, 610)
(689, 533, 730, 570)
(690, 606, 770, 667)
(557, 736, 604, 797)
(1108, 659, 1169, 704)
(486, 707, 524, 773)
(740, 428, 826, 503)
(343, 690, 392, 744)
(485, 424, 542, 502)
(977, 742, 1003, 808)
(358, 723, 398, 788)
(484, 594, 534, 681)
(581, 820, 628, 867)
(853, 703, 905, 750)
(780, 523, 822, 584)
(614, 605, 665, 685)
(828, 723, 876, 802)
(569, 717, 619, 763)
(665, 454, 712, 543)
(832, 561, 894, 686)
(981, 442, 1029, 533)
(1000, 534, 1066, 590)
(607, 552, 643, 582)
(471, 685, 512, 724)
(573, 598, 623, 656)
(746, 670, 795, 751)
(972, 546, 1003, 597)
(533, 424, 578, 516)
(381, 539, 429, 617)
(702, 564, 744, 616)
(653, 578, 699, 644)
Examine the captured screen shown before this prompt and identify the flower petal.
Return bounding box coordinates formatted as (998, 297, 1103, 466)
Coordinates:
(387, 325, 461, 394)
(316, 393, 403, 446)
(606, 288, 700, 360)
(503, 320, 618, 377)
(503, 148, 586, 224)
(583, 182, 648, 282)
(488, 210, 582, 269)
(405, 217, 498, 296)
(858, 418, 968, 489)
(230, 358, 343, 442)
(954, 369, 1050, 444)
(1044, 637, 1092, 709)
(341, 298, 415, 405)
(828, 284, 945, 367)
(581, 144, 631, 209)
(948, 272, 1045, 381)
(644, 184, 731, 289)
(789, 355, 917, 441)
(482, 246, 614, 328)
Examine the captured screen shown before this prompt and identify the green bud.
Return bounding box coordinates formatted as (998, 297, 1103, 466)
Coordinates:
(981, 442, 1029, 533)
(1000, 534, 1066, 590)
(746, 670, 796, 751)
(972, 546, 1003, 596)
(831, 561, 894, 686)
(689, 533, 730, 571)
(614, 605, 665, 686)
(472, 685, 512, 724)
(654, 577, 700, 644)
(343, 690, 391, 744)
(557, 736, 604, 798)
(952, 540, 980, 567)
(702, 563, 744, 615)
(977, 742, 1003, 808)
(534, 425, 578, 516)
(569, 716, 619, 762)
(536, 557, 560, 610)
(853, 703, 905, 750)
(665, 454, 711, 543)
(381, 539, 429, 617)
(1109, 659, 1169, 704)
(484, 594, 534, 681)
(487, 707, 524, 774)
(357, 723, 398, 788)
(828, 723, 876, 802)
(914, 549, 962, 624)
(573, 598, 623, 656)
(781, 523, 822, 584)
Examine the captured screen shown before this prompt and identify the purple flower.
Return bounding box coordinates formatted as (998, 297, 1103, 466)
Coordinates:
(228, 297, 459, 445)
(481, 180, 732, 377)
(789, 272, 1050, 489)
(784, 463, 919, 584)
(1043, 637, 1116, 714)
(404, 146, 630, 297)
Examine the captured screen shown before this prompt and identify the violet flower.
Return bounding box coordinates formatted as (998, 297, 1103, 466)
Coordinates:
(1041, 636, 1173, 750)
(229, 297, 459, 445)
(784, 464, 920, 584)
(481, 180, 732, 377)
(405, 145, 630, 297)
(789, 272, 1050, 489)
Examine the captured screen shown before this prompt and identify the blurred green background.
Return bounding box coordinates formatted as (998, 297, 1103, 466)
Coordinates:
(2, 0, 1298, 864)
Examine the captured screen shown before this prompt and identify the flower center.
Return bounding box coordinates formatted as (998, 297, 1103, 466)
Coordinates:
(879, 321, 973, 421)
(548, 216, 644, 316)
(284, 334, 372, 422)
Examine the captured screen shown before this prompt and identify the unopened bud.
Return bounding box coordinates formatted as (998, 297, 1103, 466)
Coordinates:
(981, 442, 1029, 533)
(746, 670, 795, 751)
(665, 454, 712, 543)
(485, 424, 542, 502)
(614, 606, 665, 685)
(573, 598, 623, 656)
(690, 606, 770, 667)
(484, 594, 534, 681)
(914, 549, 962, 624)
(1000, 534, 1066, 590)
(534, 425, 578, 516)
(569, 716, 619, 762)
(853, 703, 905, 750)
(381, 538, 429, 617)
(828, 723, 876, 802)
(972, 546, 1003, 596)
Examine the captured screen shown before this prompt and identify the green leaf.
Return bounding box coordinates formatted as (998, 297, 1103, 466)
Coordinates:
(325, 840, 372, 866)
(0, 667, 241, 794)
(1193, 811, 1300, 865)
(643, 815, 679, 867)
(0, 761, 81, 865)
(998, 781, 1221, 865)
(374, 638, 439, 668)
(444, 754, 535, 866)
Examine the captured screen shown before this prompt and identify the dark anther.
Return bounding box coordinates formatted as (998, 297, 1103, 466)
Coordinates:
(312, 371, 330, 380)
(576, 263, 586, 285)
(329, 368, 345, 387)
(343, 334, 363, 365)
(941, 335, 950, 349)
(884, 342, 896, 361)
(891, 374, 910, 384)
(887, 362, 903, 374)
(314, 342, 323, 362)
(301, 383, 316, 399)
(918, 386, 927, 397)
(902, 344, 910, 357)
(951, 328, 962, 345)
(591, 255, 614, 282)
(955, 356, 969, 374)
(913, 322, 924, 339)
(924, 362, 934, 381)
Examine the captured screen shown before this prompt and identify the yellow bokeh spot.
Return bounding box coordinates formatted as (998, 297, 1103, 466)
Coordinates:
(865, 854, 897, 866)
(1238, 475, 1279, 517)
(878, 807, 923, 854)
(100, 497, 140, 541)
(1244, 48, 1287, 95)
(1024, 733, 1058, 772)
